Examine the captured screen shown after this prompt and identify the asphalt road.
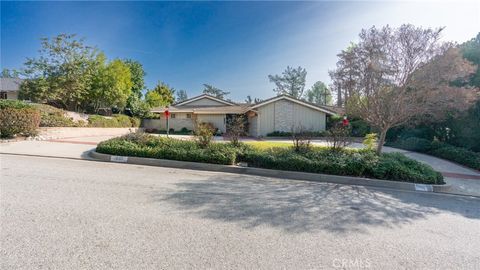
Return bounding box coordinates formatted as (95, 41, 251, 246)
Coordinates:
(1, 154, 480, 269)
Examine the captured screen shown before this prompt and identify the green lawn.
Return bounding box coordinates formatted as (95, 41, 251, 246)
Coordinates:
(245, 141, 294, 150)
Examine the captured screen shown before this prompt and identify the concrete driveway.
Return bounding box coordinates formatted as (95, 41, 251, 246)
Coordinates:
(1, 154, 479, 269)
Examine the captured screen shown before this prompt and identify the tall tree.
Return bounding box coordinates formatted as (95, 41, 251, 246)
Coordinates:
(202, 84, 230, 99)
(145, 82, 175, 107)
(123, 59, 146, 98)
(330, 24, 477, 154)
(176, 89, 188, 102)
(329, 43, 359, 107)
(245, 95, 262, 104)
(268, 66, 307, 99)
(1, 68, 20, 78)
(89, 57, 133, 111)
(305, 81, 332, 105)
(20, 34, 99, 111)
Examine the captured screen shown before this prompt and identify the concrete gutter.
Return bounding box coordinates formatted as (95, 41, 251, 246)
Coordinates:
(89, 151, 450, 194)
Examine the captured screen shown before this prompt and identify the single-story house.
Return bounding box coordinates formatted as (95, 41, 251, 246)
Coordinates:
(0, 78, 22, 100)
(149, 94, 337, 137)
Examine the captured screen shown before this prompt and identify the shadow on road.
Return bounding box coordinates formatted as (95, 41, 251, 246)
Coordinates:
(153, 174, 480, 233)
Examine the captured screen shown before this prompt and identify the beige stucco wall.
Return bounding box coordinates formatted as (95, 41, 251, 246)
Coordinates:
(6, 91, 18, 100)
(256, 99, 326, 136)
(196, 114, 226, 133)
(143, 112, 194, 131)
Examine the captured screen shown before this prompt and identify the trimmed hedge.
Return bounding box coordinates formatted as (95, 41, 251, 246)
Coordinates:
(0, 106, 40, 138)
(242, 148, 443, 184)
(429, 145, 480, 170)
(388, 137, 480, 170)
(97, 133, 236, 165)
(96, 133, 444, 184)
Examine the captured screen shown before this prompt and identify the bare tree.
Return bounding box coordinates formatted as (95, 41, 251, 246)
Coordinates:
(291, 126, 313, 152)
(330, 24, 477, 154)
(226, 115, 247, 146)
(325, 122, 352, 151)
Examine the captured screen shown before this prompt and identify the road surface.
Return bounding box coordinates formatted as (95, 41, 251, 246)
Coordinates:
(1, 154, 479, 269)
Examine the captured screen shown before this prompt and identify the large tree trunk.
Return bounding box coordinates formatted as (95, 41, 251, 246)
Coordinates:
(376, 128, 388, 155)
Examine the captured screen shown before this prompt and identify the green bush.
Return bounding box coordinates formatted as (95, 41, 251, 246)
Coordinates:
(350, 119, 371, 137)
(388, 137, 480, 170)
(97, 133, 237, 165)
(96, 133, 444, 184)
(372, 153, 443, 184)
(242, 148, 443, 184)
(0, 100, 33, 109)
(0, 107, 41, 138)
(88, 114, 138, 128)
(389, 137, 433, 152)
(429, 145, 480, 170)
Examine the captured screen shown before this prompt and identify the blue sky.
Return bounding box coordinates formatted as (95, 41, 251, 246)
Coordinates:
(1, 1, 479, 101)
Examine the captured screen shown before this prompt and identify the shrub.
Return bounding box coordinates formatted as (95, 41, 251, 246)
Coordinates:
(350, 119, 371, 137)
(391, 137, 433, 152)
(291, 126, 313, 152)
(195, 122, 215, 148)
(325, 122, 351, 151)
(429, 145, 480, 170)
(96, 133, 445, 184)
(241, 147, 442, 184)
(88, 114, 137, 128)
(372, 153, 443, 184)
(113, 114, 133, 127)
(97, 133, 237, 165)
(39, 111, 77, 127)
(0, 100, 33, 109)
(0, 107, 40, 138)
(363, 133, 378, 151)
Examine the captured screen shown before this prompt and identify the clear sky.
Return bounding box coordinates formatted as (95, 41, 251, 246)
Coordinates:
(1, 1, 479, 101)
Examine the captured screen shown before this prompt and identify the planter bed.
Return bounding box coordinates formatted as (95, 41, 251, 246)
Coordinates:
(96, 133, 445, 185)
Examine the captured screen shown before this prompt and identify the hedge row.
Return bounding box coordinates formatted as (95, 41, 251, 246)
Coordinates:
(388, 137, 480, 170)
(0, 106, 40, 138)
(96, 133, 444, 184)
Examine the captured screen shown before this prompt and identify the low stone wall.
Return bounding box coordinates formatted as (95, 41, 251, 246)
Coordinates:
(36, 127, 140, 140)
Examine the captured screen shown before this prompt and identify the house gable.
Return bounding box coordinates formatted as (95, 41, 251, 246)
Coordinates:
(250, 95, 337, 115)
(174, 94, 236, 107)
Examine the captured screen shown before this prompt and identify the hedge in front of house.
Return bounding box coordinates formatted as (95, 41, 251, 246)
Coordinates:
(388, 137, 480, 171)
(241, 148, 443, 184)
(96, 133, 444, 184)
(429, 144, 480, 170)
(96, 133, 237, 165)
(0, 106, 41, 138)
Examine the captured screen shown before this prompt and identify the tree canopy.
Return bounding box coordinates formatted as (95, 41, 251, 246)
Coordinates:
(145, 82, 175, 108)
(202, 84, 230, 99)
(20, 34, 100, 111)
(176, 89, 188, 102)
(330, 24, 477, 153)
(1, 68, 20, 78)
(305, 81, 332, 105)
(268, 66, 307, 99)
